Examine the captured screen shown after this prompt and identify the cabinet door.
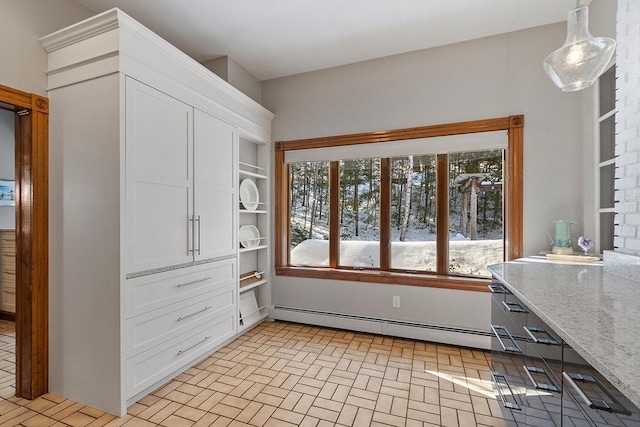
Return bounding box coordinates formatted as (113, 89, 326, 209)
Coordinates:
(126, 78, 194, 273)
(194, 110, 237, 260)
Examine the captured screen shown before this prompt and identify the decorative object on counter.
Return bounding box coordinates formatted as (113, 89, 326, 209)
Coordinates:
(550, 220, 576, 255)
(543, 4, 616, 92)
(578, 236, 594, 256)
(239, 179, 259, 211)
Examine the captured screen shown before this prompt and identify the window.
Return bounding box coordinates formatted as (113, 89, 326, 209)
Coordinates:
(339, 159, 381, 268)
(289, 161, 330, 267)
(275, 116, 523, 291)
(448, 150, 504, 277)
(390, 155, 437, 272)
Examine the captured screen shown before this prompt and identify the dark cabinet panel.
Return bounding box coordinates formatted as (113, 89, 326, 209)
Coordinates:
(488, 281, 640, 426)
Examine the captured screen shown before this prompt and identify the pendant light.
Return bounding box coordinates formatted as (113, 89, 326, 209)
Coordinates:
(543, 5, 616, 92)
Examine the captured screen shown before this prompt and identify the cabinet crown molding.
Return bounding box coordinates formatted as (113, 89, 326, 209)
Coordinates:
(39, 7, 274, 138)
(39, 8, 124, 53)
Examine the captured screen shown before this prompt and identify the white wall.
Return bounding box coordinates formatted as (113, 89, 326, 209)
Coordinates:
(0, 0, 93, 94)
(262, 22, 587, 338)
(0, 109, 15, 229)
(201, 56, 262, 104)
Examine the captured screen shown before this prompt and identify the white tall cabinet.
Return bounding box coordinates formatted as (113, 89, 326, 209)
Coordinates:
(41, 9, 273, 416)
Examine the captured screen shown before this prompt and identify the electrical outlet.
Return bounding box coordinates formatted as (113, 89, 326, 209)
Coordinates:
(393, 296, 400, 308)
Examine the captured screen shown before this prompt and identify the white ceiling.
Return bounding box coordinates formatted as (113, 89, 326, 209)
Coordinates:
(75, 0, 576, 81)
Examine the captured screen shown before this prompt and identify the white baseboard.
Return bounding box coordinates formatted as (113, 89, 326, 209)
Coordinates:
(271, 305, 491, 350)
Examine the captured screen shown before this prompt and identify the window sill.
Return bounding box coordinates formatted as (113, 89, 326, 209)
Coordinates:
(275, 266, 491, 292)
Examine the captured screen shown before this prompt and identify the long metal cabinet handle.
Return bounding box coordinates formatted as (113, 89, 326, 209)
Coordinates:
(563, 372, 632, 415)
(502, 300, 528, 313)
(524, 365, 558, 392)
(177, 335, 211, 356)
(177, 306, 211, 322)
(176, 276, 212, 288)
(188, 216, 195, 254)
(491, 371, 521, 410)
(491, 324, 522, 353)
(196, 215, 201, 255)
(523, 326, 560, 346)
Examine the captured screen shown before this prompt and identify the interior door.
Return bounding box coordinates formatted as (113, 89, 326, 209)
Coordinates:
(194, 109, 236, 260)
(126, 78, 194, 273)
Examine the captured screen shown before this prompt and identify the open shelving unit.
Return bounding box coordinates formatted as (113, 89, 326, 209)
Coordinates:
(237, 136, 271, 331)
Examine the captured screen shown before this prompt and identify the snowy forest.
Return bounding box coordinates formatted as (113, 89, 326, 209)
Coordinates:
(289, 150, 504, 276)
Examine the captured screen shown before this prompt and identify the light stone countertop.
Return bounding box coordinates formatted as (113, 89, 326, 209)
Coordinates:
(488, 257, 640, 409)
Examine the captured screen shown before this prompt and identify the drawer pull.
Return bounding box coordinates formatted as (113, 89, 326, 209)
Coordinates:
(5, 290, 16, 295)
(488, 284, 508, 293)
(4, 271, 15, 275)
(502, 300, 528, 313)
(491, 325, 522, 353)
(491, 371, 521, 410)
(177, 306, 211, 322)
(524, 366, 558, 392)
(176, 276, 212, 288)
(523, 326, 559, 346)
(563, 372, 632, 415)
(177, 335, 211, 356)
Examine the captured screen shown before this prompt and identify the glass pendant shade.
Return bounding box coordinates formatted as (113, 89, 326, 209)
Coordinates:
(543, 6, 616, 92)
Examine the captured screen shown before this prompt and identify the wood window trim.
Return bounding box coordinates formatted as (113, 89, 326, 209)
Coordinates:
(0, 84, 49, 399)
(275, 115, 523, 293)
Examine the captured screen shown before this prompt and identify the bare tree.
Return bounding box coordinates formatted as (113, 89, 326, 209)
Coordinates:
(400, 156, 413, 241)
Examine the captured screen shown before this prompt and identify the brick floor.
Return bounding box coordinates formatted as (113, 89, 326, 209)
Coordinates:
(0, 319, 514, 426)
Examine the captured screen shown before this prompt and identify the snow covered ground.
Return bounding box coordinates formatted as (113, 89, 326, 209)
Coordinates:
(290, 239, 503, 277)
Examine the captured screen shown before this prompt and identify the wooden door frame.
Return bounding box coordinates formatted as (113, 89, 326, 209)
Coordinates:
(0, 84, 49, 399)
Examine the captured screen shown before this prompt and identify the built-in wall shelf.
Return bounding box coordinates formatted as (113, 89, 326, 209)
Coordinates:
(240, 278, 268, 292)
(239, 244, 268, 253)
(239, 169, 268, 180)
(237, 135, 271, 332)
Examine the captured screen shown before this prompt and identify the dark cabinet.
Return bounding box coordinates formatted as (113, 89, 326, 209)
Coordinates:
(489, 281, 640, 426)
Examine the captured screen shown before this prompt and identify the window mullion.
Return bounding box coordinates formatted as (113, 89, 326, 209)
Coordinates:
(436, 154, 449, 274)
(329, 161, 340, 268)
(380, 158, 391, 270)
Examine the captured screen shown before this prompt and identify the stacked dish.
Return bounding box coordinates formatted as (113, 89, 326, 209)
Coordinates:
(240, 179, 259, 211)
(239, 225, 260, 249)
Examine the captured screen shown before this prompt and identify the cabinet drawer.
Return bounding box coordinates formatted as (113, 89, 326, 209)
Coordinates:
(126, 258, 236, 318)
(0, 231, 15, 243)
(126, 284, 235, 357)
(1, 241, 16, 251)
(1, 288, 16, 312)
(1, 272, 16, 288)
(1, 255, 16, 272)
(1, 242, 16, 256)
(126, 308, 236, 398)
(563, 361, 640, 425)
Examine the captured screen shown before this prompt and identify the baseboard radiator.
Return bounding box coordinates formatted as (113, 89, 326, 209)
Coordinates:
(271, 305, 492, 350)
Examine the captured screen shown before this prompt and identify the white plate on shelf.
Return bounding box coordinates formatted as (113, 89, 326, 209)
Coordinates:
(240, 179, 260, 211)
(239, 225, 260, 249)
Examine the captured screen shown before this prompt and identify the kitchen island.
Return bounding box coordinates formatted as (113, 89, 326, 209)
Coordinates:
(488, 257, 640, 410)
